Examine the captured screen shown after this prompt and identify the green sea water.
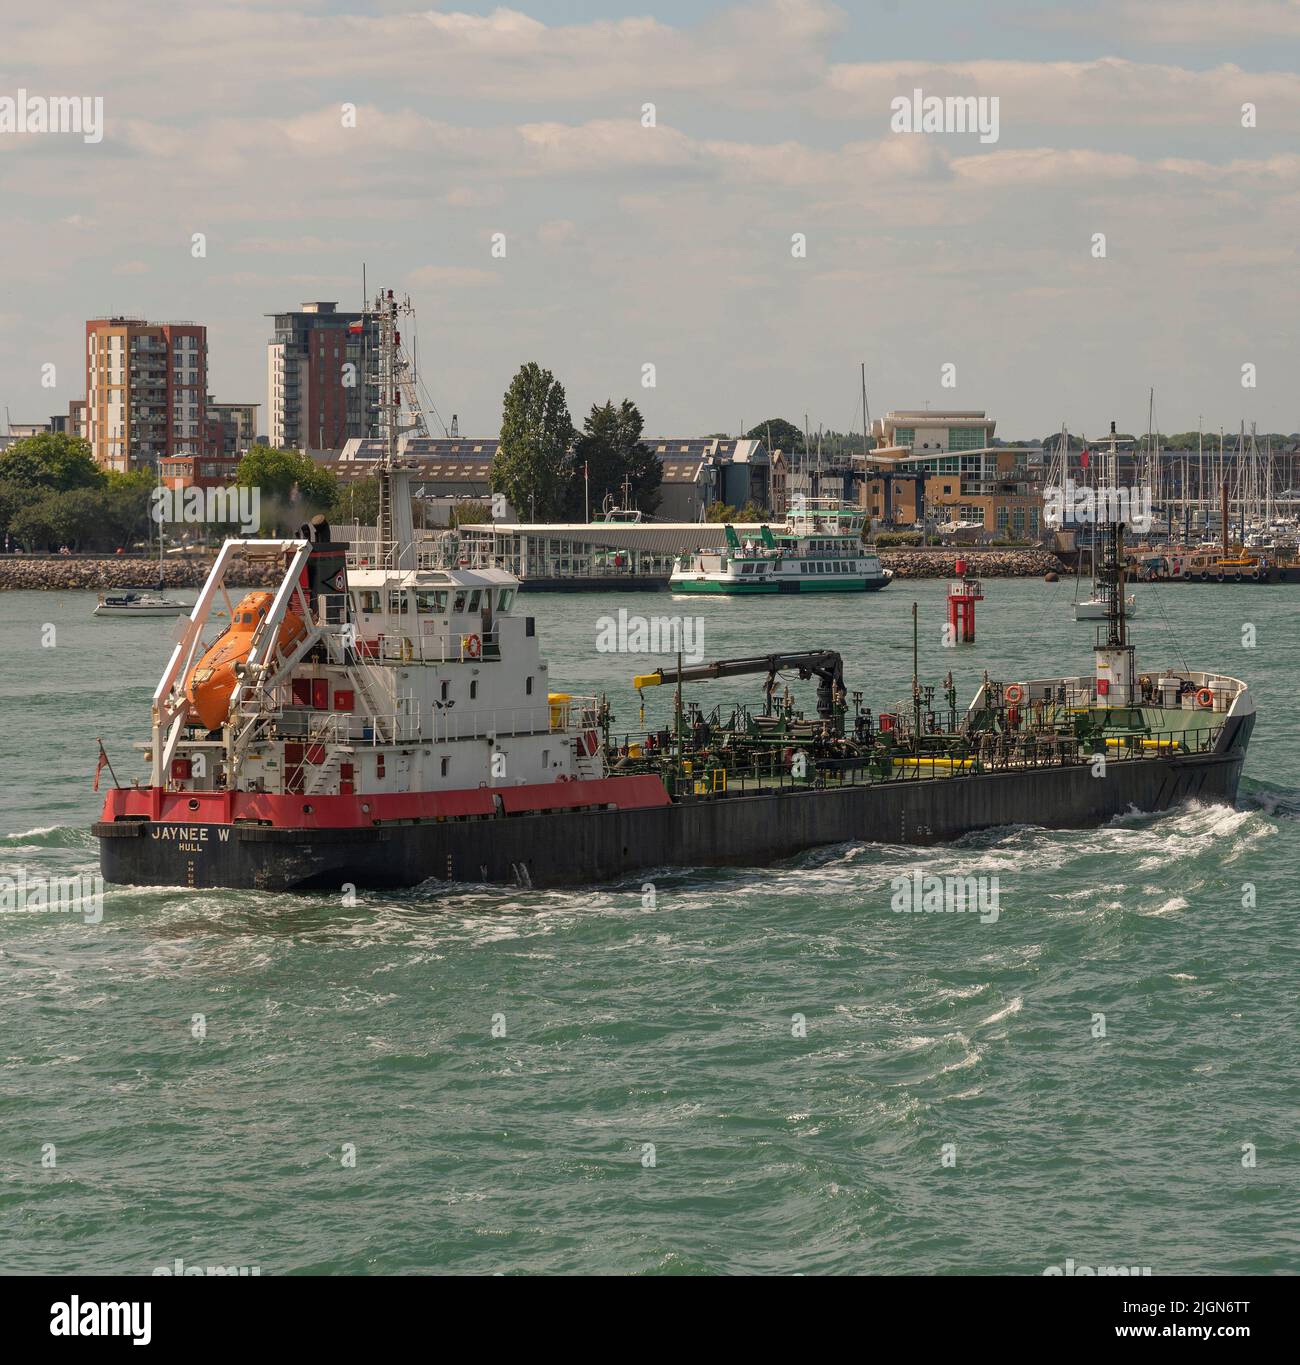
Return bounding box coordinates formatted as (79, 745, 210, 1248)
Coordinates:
(1, 580, 1297, 1275)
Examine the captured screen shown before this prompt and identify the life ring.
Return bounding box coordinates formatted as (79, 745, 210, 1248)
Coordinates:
(462, 633, 482, 659)
(1005, 683, 1024, 705)
(1196, 687, 1214, 709)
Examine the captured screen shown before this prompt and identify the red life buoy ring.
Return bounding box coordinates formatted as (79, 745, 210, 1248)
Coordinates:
(1005, 683, 1024, 705)
(1196, 687, 1214, 709)
(463, 633, 482, 659)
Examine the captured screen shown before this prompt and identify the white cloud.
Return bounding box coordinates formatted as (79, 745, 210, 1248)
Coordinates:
(1027, 1, 1300, 43)
(407, 265, 503, 289)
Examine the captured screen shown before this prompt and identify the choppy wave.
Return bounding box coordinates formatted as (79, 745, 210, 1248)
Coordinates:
(2, 585, 1298, 1274)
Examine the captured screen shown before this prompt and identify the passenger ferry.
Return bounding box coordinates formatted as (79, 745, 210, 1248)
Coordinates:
(669, 500, 892, 594)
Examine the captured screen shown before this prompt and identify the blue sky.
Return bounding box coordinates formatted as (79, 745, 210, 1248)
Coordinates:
(1, 0, 1297, 443)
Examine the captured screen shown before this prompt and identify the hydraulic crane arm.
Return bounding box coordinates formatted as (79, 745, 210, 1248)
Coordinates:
(634, 651, 846, 721)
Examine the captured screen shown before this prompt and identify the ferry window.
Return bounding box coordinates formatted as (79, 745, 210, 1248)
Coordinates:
(440, 756, 449, 777)
(526, 676, 534, 695)
(470, 681, 478, 700)
(415, 589, 447, 613)
(358, 590, 381, 613)
(498, 589, 514, 611)
(387, 590, 409, 614)
(453, 591, 467, 613)
(468, 590, 482, 611)
(440, 681, 449, 701)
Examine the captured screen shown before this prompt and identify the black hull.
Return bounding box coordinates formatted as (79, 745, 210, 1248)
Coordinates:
(520, 575, 671, 591)
(98, 745, 1247, 893)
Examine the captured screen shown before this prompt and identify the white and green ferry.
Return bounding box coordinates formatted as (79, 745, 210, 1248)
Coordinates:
(670, 500, 893, 595)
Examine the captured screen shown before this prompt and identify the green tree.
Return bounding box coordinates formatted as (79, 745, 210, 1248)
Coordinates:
(235, 444, 339, 533)
(332, 476, 381, 527)
(571, 399, 661, 518)
(449, 501, 493, 528)
(0, 479, 37, 541)
(705, 501, 738, 522)
(492, 362, 574, 521)
(745, 418, 804, 454)
(9, 493, 61, 551)
(0, 432, 104, 492)
(102, 470, 156, 549)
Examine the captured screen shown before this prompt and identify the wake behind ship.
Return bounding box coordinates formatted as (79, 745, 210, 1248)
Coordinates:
(94, 296, 1254, 892)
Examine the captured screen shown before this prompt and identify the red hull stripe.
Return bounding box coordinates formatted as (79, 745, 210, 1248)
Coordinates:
(100, 775, 671, 829)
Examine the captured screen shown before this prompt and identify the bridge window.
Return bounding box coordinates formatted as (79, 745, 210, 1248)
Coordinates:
(356, 590, 381, 613)
(387, 589, 409, 614)
(415, 589, 448, 613)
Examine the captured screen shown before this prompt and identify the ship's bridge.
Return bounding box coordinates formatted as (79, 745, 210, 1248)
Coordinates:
(342, 565, 521, 664)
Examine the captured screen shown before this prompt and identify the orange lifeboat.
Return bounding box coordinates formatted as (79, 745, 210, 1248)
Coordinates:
(185, 591, 307, 731)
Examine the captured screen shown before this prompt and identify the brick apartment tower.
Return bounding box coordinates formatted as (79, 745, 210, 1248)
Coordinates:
(84, 318, 208, 472)
(267, 302, 379, 453)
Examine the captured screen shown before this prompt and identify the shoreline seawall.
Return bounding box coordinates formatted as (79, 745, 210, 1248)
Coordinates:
(881, 548, 1066, 578)
(1, 546, 1068, 591)
(0, 556, 278, 591)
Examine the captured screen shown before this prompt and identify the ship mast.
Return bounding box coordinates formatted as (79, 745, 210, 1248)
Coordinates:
(370, 288, 426, 568)
(1093, 421, 1135, 705)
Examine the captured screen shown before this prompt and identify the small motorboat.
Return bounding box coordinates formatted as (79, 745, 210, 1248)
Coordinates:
(1074, 593, 1137, 621)
(94, 589, 191, 617)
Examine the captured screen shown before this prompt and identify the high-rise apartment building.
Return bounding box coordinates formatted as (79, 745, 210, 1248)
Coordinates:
(84, 318, 208, 471)
(266, 302, 378, 453)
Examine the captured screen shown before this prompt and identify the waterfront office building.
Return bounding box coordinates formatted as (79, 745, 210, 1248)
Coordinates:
(267, 302, 379, 453)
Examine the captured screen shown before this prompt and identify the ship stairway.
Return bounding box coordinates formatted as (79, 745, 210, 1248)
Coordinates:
(303, 748, 347, 796)
(573, 748, 604, 781)
(346, 660, 396, 744)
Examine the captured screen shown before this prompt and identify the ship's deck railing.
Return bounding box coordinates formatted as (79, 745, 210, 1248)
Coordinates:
(606, 719, 1225, 800)
(315, 628, 503, 665)
(430, 704, 559, 743)
(272, 708, 421, 746)
(969, 674, 1245, 716)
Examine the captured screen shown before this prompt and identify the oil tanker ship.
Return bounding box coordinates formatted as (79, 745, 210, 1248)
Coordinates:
(93, 295, 1254, 892)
